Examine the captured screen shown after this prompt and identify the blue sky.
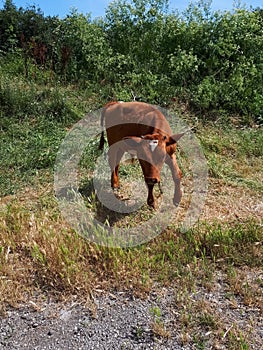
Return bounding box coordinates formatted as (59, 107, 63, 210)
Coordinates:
(0, 0, 262, 18)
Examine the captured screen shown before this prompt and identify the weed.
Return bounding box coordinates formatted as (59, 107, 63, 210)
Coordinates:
(149, 306, 171, 338)
(193, 334, 206, 350)
(227, 328, 250, 350)
(133, 326, 144, 339)
(149, 306, 162, 319)
(198, 311, 219, 331)
(151, 321, 171, 339)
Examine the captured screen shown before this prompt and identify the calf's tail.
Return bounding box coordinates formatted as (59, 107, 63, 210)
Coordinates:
(99, 101, 119, 150)
(99, 130, 105, 150)
(99, 107, 106, 150)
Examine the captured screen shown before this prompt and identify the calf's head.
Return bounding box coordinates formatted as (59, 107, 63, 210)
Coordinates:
(123, 133, 183, 186)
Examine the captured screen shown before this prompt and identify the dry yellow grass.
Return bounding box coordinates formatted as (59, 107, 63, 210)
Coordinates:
(0, 173, 262, 309)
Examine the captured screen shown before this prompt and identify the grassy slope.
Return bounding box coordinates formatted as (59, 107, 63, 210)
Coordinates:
(0, 78, 262, 349)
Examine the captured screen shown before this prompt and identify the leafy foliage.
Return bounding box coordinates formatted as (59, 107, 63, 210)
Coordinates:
(0, 0, 262, 122)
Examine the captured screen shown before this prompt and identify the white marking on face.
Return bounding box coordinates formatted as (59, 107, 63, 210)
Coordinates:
(148, 140, 158, 152)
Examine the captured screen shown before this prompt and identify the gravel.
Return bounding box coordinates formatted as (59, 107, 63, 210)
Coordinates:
(0, 290, 186, 350)
(0, 277, 262, 350)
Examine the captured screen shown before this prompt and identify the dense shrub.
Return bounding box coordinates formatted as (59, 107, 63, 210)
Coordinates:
(0, 0, 262, 123)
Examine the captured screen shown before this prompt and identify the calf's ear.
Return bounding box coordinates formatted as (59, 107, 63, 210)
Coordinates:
(166, 133, 185, 146)
(123, 136, 142, 148)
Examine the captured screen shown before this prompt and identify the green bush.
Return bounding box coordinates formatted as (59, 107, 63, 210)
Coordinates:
(0, 0, 262, 123)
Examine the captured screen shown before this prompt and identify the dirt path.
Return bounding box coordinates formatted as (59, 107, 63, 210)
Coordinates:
(1, 274, 262, 350)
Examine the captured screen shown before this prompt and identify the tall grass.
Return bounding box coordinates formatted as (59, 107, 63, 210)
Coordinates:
(0, 72, 93, 195)
(0, 187, 262, 304)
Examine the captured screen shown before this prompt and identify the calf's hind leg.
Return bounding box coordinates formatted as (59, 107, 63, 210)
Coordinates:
(108, 146, 124, 189)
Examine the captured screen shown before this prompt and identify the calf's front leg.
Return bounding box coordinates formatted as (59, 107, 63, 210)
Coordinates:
(165, 154, 182, 206)
(146, 183, 156, 209)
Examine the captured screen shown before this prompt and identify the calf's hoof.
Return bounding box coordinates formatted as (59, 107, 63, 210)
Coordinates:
(173, 190, 182, 207)
(147, 199, 156, 209)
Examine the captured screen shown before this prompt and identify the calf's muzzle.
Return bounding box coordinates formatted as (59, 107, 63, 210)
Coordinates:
(145, 178, 159, 186)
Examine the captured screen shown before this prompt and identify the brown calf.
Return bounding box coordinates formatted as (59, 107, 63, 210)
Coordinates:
(99, 101, 184, 208)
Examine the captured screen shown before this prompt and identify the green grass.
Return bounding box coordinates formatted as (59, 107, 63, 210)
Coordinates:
(0, 116, 65, 195)
(198, 126, 263, 190)
(0, 72, 97, 195)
